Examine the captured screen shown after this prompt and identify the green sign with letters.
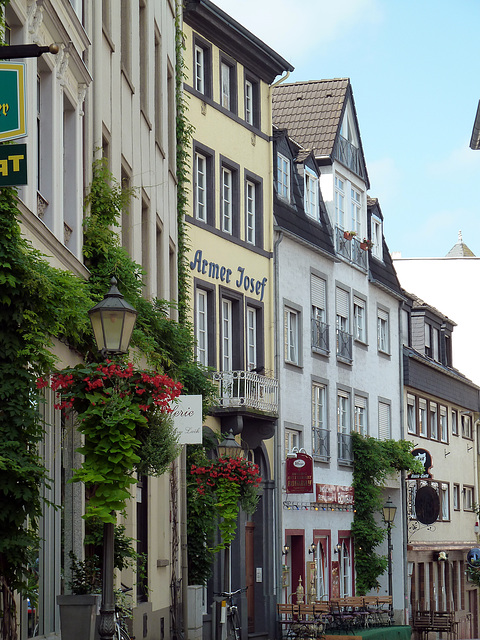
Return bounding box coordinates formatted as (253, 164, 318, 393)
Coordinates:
(0, 143, 27, 186)
(0, 62, 27, 141)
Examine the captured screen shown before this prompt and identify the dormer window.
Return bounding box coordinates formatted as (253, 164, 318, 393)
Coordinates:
(305, 167, 319, 220)
(277, 153, 290, 201)
(371, 215, 382, 259)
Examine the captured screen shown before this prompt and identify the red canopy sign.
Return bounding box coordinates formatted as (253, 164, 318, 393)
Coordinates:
(286, 452, 313, 494)
(316, 484, 354, 504)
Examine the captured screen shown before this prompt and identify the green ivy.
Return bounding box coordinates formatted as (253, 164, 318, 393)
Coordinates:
(351, 433, 422, 594)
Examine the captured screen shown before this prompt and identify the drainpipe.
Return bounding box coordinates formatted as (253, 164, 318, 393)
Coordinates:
(398, 304, 408, 625)
(273, 229, 284, 602)
(271, 71, 290, 89)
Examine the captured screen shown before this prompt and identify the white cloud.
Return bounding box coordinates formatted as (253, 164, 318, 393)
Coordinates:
(212, 0, 384, 63)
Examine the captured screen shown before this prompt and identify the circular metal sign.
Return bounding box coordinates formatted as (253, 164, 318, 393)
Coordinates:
(415, 485, 440, 525)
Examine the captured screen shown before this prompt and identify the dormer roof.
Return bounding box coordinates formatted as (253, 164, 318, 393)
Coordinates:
(272, 78, 369, 188)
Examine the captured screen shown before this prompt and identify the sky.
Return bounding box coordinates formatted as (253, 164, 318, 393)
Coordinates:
(212, 0, 480, 258)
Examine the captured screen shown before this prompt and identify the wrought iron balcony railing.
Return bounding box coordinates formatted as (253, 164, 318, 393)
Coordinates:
(335, 135, 367, 181)
(312, 318, 329, 353)
(335, 226, 368, 271)
(336, 328, 353, 362)
(212, 370, 278, 414)
(313, 428, 330, 460)
(337, 432, 353, 463)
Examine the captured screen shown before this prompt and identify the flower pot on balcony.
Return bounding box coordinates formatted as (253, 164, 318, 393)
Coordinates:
(360, 239, 373, 251)
(57, 594, 101, 640)
(343, 231, 356, 240)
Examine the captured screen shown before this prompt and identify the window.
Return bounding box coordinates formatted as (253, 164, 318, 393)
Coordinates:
(337, 391, 352, 462)
(433, 327, 440, 361)
(425, 323, 432, 357)
(195, 153, 207, 222)
(311, 274, 328, 352)
(351, 187, 361, 236)
(220, 59, 236, 112)
(154, 29, 163, 147)
(464, 486, 474, 511)
(222, 298, 233, 371)
(407, 394, 416, 434)
(419, 399, 427, 437)
(335, 176, 345, 228)
(196, 289, 208, 366)
(139, 0, 148, 112)
(245, 180, 256, 244)
(194, 44, 205, 93)
(221, 167, 232, 234)
(336, 288, 352, 361)
(244, 75, 259, 127)
(371, 215, 382, 259)
(453, 484, 460, 510)
(451, 409, 458, 436)
(339, 540, 352, 597)
(285, 307, 300, 365)
(440, 406, 448, 442)
(377, 308, 389, 354)
(121, 0, 132, 77)
(440, 484, 450, 521)
(312, 383, 328, 458)
(285, 428, 300, 455)
(462, 413, 472, 439)
(277, 153, 290, 201)
(430, 402, 438, 440)
(305, 168, 319, 220)
(317, 540, 329, 601)
(246, 306, 257, 371)
(245, 79, 253, 124)
(193, 37, 211, 97)
(378, 400, 391, 440)
(353, 296, 366, 343)
(354, 395, 367, 436)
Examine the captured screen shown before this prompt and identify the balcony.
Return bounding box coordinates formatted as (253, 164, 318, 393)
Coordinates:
(337, 433, 353, 464)
(212, 370, 278, 415)
(336, 328, 353, 362)
(313, 428, 330, 460)
(312, 318, 329, 353)
(335, 226, 368, 271)
(335, 135, 367, 182)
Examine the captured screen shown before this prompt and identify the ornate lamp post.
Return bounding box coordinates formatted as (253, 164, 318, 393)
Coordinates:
(88, 278, 137, 640)
(382, 497, 397, 617)
(217, 430, 244, 600)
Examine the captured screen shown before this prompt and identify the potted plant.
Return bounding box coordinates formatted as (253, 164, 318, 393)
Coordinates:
(343, 230, 357, 240)
(57, 553, 101, 640)
(360, 238, 373, 251)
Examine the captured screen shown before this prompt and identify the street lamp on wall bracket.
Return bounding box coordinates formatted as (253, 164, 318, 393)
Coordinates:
(382, 496, 397, 620)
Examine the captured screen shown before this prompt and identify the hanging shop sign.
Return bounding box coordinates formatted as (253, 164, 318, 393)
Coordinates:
(315, 484, 354, 505)
(0, 62, 27, 141)
(170, 394, 203, 444)
(0, 143, 27, 186)
(286, 451, 313, 494)
(415, 484, 440, 525)
(409, 448, 433, 479)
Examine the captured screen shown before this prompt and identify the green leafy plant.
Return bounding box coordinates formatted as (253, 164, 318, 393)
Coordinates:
(351, 433, 423, 594)
(191, 455, 261, 552)
(68, 552, 101, 595)
(39, 360, 182, 522)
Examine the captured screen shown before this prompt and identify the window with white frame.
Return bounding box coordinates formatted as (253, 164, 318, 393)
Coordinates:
(245, 180, 256, 244)
(285, 307, 300, 365)
(351, 187, 361, 236)
(462, 413, 472, 439)
(451, 409, 458, 436)
(311, 274, 327, 352)
(221, 61, 231, 110)
(419, 399, 427, 437)
(221, 167, 232, 234)
(317, 540, 329, 601)
(464, 485, 474, 511)
(371, 216, 382, 259)
(453, 484, 460, 510)
(195, 152, 207, 222)
(222, 298, 232, 371)
(440, 406, 448, 442)
(377, 308, 389, 354)
(285, 428, 300, 455)
(246, 306, 257, 371)
(440, 483, 450, 521)
(354, 395, 367, 436)
(277, 153, 290, 201)
(194, 44, 205, 94)
(335, 175, 345, 228)
(196, 289, 208, 366)
(305, 167, 319, 220)
(245, 79, 253, 124)
(407, 394, 416, 434)
(336, 288, 351, 360)
(353, 296, 366, 343)
(430, 402, 438, 440)
(378, 400, 391, 440)
(337, 391, 350, 435)
(339, 540, 352, 597)
(312, 383, 328, 458)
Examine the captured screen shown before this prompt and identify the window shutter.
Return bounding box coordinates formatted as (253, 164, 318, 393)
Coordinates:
(336, 288, 349, 319)
(311, 274, 326, 310)
(378, 402, 390, 440)
(355, 395, 366, 409)
(378, 308, 388, 322)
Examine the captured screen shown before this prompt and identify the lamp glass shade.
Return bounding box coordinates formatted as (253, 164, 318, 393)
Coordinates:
(382, 497, 397, 524)
(218, 430, 244, 459)
(88, 278, 137, 355)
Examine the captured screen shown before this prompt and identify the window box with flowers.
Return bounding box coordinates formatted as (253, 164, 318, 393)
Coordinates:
(343, 231, 357, 241)
(360, 238, 373, 251)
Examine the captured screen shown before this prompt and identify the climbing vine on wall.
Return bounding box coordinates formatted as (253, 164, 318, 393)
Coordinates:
(351, 433, 422, 595)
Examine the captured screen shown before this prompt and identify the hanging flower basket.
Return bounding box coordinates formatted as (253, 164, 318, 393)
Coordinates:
(190, 457, 262, 551)
(343, 231, 357, 240)
(38, 360, 182, 522)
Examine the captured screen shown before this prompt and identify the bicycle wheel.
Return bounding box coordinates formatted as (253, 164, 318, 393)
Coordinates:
(115, 622, 131, 640)
(227, 607, 241, 640)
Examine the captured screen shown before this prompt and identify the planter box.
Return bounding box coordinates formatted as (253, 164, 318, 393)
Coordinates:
(57, 594, 101, 640)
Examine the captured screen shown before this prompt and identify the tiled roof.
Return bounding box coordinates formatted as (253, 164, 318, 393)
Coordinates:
(445, 231, 476, 257)
(272, 79, 349, 157)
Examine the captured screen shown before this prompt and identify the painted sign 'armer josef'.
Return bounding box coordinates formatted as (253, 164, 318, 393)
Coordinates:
(190, 249, 268, 301)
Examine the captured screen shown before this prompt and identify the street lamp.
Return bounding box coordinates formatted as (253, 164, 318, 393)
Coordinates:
(0, 43, 59, 59)
(382, 497, 397, 616)
(88, 279, 137, 640)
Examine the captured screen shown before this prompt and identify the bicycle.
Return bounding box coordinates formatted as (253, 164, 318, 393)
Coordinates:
(215, 586, 247, 640)
(115, 583, 135, 640)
